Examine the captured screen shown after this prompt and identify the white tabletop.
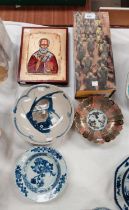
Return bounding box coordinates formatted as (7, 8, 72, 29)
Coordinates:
(0, 21, 129, 210)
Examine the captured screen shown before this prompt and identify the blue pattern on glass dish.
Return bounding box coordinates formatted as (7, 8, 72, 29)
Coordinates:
(15, 146, 67, 202)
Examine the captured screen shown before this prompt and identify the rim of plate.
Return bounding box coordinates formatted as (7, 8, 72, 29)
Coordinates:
(114, 157, 129, 210)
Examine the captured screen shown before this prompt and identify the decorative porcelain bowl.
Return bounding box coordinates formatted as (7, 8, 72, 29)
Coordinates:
(15, 146, 67, 202)
(74, 96, 123, 144)
(13, 84, 74, 145)
(114, 157, 129, 210)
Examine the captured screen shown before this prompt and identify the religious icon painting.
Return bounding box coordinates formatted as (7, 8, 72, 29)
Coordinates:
(18, 27, 68, 84)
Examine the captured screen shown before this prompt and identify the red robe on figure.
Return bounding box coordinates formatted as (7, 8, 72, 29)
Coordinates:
(27, 50, 58, 74)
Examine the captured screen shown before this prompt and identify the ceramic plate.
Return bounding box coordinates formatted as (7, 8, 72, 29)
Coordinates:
(74, 96, 123, 144)
(15, 146, 67, 202)
(114, 157, 129, 210)
(13, 84, 74, 145)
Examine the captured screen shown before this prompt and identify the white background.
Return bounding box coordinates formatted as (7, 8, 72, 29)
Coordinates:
(0, 22, 129, 210)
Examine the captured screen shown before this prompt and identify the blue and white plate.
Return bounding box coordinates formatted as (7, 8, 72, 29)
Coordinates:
(13, 84, 74, 145)
(114, 157, 129, 210)
(15, 146, 67, 202)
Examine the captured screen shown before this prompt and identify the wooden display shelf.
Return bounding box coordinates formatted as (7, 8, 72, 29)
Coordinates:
(100, 7, 129, 27)
(0, 3, 90, 26)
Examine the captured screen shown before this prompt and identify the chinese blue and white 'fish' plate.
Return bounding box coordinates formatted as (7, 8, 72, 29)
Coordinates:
(114, 157, 129, 210)
(15, 146, 67, 202)
(13, 84, 74, 145)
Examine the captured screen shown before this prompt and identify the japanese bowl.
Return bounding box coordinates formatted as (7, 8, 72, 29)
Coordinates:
(13, 84, 74, 145)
